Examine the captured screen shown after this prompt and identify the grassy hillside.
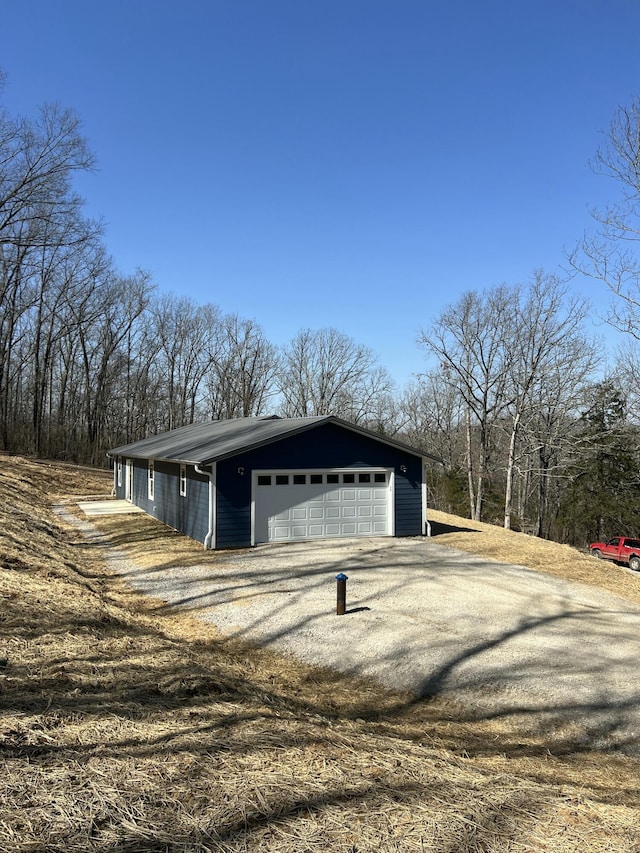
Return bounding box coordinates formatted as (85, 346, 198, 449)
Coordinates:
(2, 455, 640, 852)
(427, 509, 640, 606)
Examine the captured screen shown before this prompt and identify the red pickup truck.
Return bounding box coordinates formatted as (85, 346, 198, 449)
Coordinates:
(589, 537, 640, 571)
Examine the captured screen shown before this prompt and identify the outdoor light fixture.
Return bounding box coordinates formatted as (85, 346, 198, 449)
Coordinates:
(237, 466, 244, 476)
(400, 465, 407, 473)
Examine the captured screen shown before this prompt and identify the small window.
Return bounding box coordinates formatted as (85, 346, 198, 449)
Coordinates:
(342, 473, 355, 484)
(374, 473, 386, 483)
(179, 464, 187, 497)
(358, 472, 371, 483)
(258, 475, 271, 486)
(117, 457, 122, 488)
(293, 474, 306, 485)
(327, 473, 339, 484)
(148, 460, 154, 501)
(275, 474, 289, 485)
(310, 474, 323, 484)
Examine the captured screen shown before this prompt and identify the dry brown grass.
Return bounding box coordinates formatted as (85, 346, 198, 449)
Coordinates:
(428, 509, 640, 605)
(2, 455, 640, 852)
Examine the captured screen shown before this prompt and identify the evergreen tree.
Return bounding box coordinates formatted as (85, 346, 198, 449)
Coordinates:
(558, 382, 640, 544)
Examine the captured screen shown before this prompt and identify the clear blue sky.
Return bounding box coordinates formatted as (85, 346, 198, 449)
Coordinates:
(3, 0, 640, 384)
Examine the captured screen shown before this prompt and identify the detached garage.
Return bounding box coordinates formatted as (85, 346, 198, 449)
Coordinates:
(108, 415, 439, 549)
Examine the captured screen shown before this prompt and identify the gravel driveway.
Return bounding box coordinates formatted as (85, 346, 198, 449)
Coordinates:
(60, 505, 640, 753)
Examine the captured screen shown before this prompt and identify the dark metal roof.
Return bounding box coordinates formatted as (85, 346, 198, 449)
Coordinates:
(108, 415, 442, 466)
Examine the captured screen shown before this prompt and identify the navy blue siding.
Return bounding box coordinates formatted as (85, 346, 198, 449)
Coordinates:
(215, 422, 423, 549)
(132, 459, 149, 507)
(183, 468, 210, 543)
(114, 457, 209, 545)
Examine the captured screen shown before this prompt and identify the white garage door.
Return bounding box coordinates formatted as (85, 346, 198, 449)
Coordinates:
(253, 470, 391, 544)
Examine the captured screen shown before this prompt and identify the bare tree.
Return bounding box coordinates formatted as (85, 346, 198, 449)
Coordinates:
(0, 101, 94, 247)
(205, 314, 278, 420)
(278, 327, 392, 424)
(570, 96, 640, 335)
(75, 269, 154, 462)
(398, 375, 465, 471)
(614, 338, 640, 424)
(397, 374, 467, 514)
(501, 272, 596, 529)
(517, 342, 596, 538)
(0, 92, 97, 453)
(29, 216, 105, 455)
(419, 287, 516, 521)
(151, 293, 217, 430)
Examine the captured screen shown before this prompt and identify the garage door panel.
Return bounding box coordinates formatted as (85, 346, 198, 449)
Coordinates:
(257, 470, 390, 544)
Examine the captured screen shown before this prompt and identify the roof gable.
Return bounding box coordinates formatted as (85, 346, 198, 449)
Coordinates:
(108, 416, 440, 465)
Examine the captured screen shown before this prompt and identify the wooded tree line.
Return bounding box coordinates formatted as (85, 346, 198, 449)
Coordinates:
(410, 277, 640, 546)
(3, 79, 640, 547)
(0, 82, 395, 465)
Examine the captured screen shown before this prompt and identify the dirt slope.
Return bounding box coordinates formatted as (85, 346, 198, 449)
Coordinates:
(2, 455, 640, 852)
